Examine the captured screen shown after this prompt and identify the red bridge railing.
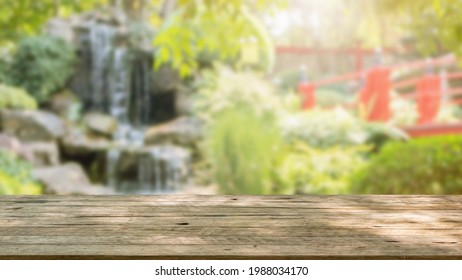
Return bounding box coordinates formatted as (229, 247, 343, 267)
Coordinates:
(297, 53, 462, 135)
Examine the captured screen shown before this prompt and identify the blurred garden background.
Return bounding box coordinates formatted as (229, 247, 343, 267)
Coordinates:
(1, 0, 462, 195)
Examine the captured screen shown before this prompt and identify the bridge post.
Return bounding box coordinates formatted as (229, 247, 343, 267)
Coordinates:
(417, 75, 441, 124)
(358, 67, 392, 121)
(298, 83, 316, 110)
(298, 65, 316, 110)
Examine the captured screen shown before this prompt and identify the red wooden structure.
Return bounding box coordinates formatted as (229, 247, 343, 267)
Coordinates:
(298, 82, 316, 109)
(403, 123, 462, 138)
(416, 75, 441, 124)
(358, 67, 392, 122)
(291, 52, 462, 137)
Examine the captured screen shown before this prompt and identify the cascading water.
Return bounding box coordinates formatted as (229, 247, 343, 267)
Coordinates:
(109, 47, 130, 125)
(112, 145, 191, 194)
(70, 21, 189, 194)
(131, 50, 153, 126)
(106, 148, 121, 188)
(90, 24, 116, 112)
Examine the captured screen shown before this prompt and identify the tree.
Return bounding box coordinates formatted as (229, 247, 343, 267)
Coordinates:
(375, 0, 462, 58)
(1, 0, 284, 76)
(0, 0, 107, 45)
(152, 0, 285, 76)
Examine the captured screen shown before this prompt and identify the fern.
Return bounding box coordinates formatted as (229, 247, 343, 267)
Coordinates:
(9, 35, 75, 103)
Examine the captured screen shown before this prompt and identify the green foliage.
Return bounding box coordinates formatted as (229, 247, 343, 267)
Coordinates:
(9, 35, 75, 103)
(0, 60, 8, 83)
(0, 58, 9, 83)
(281, 108, 369, 148)
(376, 0, 462, 58)
(315, 87, 354, 107)
(0, 150, 42, 195)
(193, 66, 285, 120)
(352, 135, 462, 194)
(206, 106, 285, 195)
(195, 68, 411, 195)
(389, 94, 462, 126)
(274, 68, 300, 91)
(362, 122, 409, 152)
(153, 0, 284, 76)
(274, 69, 353, 107)
(196, 67, 290, 194)
(389, 93, 418, 126)
(0, 84, 37, 109)
(0, 0, 107, 44)
(281, 107, 408, 151)
(277, 142, 368, 194)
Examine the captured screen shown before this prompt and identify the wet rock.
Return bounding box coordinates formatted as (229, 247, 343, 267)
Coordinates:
(61, 131, 111, 157)
(152, 65, 180, 94)
(175, 86, 193, 116)
(83, 112, 118, 138)
(108, 145, 191, 193)
(144, 117, 203, 150)
(23, 141, 60, 167)
(32, 162, 114, 195)
(0, 133, 34, 162)
(48, 90, 81, 121)
(60, 130, 112, 183)
(0, 110, 65, 142)
(0, 133, 59, 167)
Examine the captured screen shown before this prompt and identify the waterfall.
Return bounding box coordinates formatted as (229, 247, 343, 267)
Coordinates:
(109, 47, 130, 124)
(69, 21, 189, 194)
(109, 145, 189, 194)
(131, 50, 153, 126)
(89, 24, 116, 112)
(72, 22, 152, 125)
(106, 148, 121, 188)
(138, 153, 152, 193)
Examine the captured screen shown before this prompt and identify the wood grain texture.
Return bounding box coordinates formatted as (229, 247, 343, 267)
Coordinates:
(0, 195, 461, 259)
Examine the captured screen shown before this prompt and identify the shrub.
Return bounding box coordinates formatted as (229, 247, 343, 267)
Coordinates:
(0, 58, 8, 83)
(0, 46, 12, 83)
(0, 150, 42, 195)
(352, 135, 462, 194)
(9, 35, 75, 103)
(205, 106, 285, 194)
(389, 94, 461, 126)
(281, 107, 408, 150)
(0, 84, 37, 110)
(363, 122, 409, 152)
(315, 87, 354, 107)
(193, 66, 285, 120)
(280, 108, 369, 148)
(277, 142, 368, 194)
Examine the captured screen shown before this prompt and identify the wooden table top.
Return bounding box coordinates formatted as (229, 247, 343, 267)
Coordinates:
(0, 195, 461, 259)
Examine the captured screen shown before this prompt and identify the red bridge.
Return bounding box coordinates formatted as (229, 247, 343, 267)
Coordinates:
(285, 48, 462, 138)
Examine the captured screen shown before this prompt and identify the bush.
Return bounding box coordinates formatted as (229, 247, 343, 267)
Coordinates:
(205, 106, 285, 194)
(315, 87, 353, 107)
(281, 108, 369, 148)
(0, 84, 37, 109)
(389, 94, 461, 126)
(0, 150, 42, 195)
(352, 135, 462, 194)
(9, 35, 75, 103)
(277, 142, 368, 194)
(0, 58, 8, 83)
(193, 66, 285, 120)
(281, 107, 408, 150)
(0, 46, 12, 83)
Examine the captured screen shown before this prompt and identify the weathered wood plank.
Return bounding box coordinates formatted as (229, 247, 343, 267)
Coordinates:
(0, 195, 461, 259)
